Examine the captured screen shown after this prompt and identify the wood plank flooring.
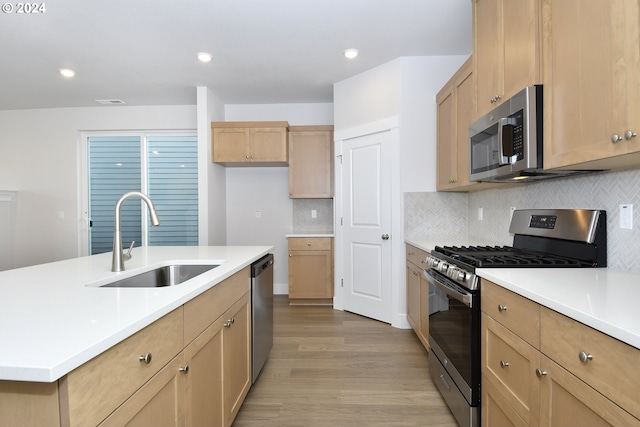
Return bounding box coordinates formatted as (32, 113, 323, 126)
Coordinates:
(233, 296, 458, 427)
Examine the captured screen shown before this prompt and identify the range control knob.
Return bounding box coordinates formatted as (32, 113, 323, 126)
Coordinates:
(456, 270, 466, 282)
(438, 262, 449, 273)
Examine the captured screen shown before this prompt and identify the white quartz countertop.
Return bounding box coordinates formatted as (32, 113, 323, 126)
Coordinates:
(0, 246, 272, 382)
(286, 233, 334, 238)
(477, 268, 640, 350)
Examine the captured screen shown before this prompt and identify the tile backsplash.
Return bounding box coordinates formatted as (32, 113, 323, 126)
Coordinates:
(405, 167, 640, 273)
(292, 199, 334, 233)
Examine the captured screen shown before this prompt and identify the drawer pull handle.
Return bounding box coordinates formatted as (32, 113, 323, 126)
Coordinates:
(498, 304, 508, 312)
(439, 373, 451, 391)
(579, 351, 593, 363)
(138, 352, 152, 364)
(500, 360, 509, 368)
(179, 365, 190, 374)
(535, 368, 547, 378)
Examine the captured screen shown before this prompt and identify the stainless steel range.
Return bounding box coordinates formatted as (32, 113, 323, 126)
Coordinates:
(424, 209, 607, 427)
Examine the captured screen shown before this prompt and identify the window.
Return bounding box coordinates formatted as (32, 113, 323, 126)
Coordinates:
(86, 133, 198, 255)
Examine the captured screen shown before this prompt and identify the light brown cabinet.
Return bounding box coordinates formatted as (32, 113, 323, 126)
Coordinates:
(212, 121, 289, 166)
(473, 0, 541, 117)
(481, 279, 640, 427)
(288, 237, 333, 305)
(541, 0, 640, 171)
(288, 125, 334, 198)
(405, 244, 429, 351)
(436, 57, 481, 191)
(1, 267, 252, 427)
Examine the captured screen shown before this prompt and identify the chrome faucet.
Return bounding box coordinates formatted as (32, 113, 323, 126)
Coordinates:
(111, 192, 161, 272)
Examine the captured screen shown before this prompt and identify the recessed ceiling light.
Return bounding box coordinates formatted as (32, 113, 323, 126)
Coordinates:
(197, 52, 212, 63)
(343, 48, 359, 59)
(59, 68, 75, 78)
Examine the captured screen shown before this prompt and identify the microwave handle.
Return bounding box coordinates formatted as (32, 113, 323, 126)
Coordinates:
(498, 117, 518, 165)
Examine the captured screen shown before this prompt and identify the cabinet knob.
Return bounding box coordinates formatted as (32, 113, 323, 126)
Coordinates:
(224, 317, 235, 328)
(535, 368, 547, 378)
(498, 304, 508, 312)
(308, 242, 311, 246)
(611, 134, 623, 143)
(179, 365, 190, 374)
(245, 155, 250, 159)
(625, 130, 637, 140)
(578, 351, 593, 363)
(500, 360, 510, 368)
(138, 352, 152, 364)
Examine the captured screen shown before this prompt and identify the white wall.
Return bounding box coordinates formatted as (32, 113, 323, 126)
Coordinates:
(223, 103, 333, 294)
(197, 87, 227, 246)
(0, 105, 196, 269)
(333, 56, 469, 328)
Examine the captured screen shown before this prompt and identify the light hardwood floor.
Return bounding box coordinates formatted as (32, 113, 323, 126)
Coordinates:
(233, 296, 458, 427)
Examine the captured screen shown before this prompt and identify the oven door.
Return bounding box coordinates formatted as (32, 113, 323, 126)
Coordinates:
(425, 268, 480, 406)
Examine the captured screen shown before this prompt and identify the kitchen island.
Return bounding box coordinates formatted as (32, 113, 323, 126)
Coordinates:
(0, 245, 272, 427)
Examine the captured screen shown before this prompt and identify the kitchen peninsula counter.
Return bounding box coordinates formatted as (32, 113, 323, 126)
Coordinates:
(0, 246, 272, 382)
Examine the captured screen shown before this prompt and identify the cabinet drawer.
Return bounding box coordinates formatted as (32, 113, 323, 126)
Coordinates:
(540, 306, 640, 420)
(59, 307, 184, 427)
(288, 237, 332, 251)
(406, 244, 428, 267)
(482, 313, 540, 426)
(482, 280, 540, 348)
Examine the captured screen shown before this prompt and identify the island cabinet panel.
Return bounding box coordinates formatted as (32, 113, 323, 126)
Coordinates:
(59, 307, 184, 427)
(0, 381, 60, 427)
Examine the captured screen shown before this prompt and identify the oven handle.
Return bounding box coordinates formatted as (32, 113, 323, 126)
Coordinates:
(424, 269, 472, 308)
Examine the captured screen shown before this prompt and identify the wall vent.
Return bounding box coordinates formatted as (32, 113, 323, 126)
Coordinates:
(94, 99, 126, 105)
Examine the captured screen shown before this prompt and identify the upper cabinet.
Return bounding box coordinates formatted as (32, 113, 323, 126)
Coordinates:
(473, 0, 541, 117)
(288, 125, 334, 198)
(542, 0, 640, 170)
(212, 121, 289, 166)
(436, 57, 479, 191)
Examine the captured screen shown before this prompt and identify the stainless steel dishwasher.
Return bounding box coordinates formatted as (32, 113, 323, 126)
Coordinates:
(251, 253, 274, 383)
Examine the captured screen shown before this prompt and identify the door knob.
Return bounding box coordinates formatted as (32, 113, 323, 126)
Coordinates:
(381, 234, 390, 240)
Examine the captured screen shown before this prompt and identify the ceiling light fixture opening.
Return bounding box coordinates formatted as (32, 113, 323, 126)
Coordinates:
(197, 52, 212, 63)
(59, 68, 75, 78)
(343, 48, 359, 59)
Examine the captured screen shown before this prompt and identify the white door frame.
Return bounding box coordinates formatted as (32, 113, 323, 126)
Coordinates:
(334, 116, 409, 329)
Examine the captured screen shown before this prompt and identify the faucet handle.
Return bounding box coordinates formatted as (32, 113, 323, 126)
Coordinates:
(124, 241, 135, 260)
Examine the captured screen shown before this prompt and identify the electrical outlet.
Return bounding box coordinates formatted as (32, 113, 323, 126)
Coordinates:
(311, 209, 317, 219)
(255, 210, 261, 219)
(620, 204, 633, 229)
(477, 207, 483, 221)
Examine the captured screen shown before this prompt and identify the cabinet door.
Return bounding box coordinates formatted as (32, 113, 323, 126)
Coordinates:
(482, 375, 528, 427)
(288, 250, 333, 299)
(538, 355, 640, 427)
(212, 128, 250, 163)
(223, 295, 251, 427)
(475, 0, 539, 117)
(406, 261, 420, 332)
(542, 0, 631, 169)
(250, 128, 288, 162)
(98, 355, 186, 427)
(474, 0, 502, 116)
(418, 271, 430, 350)
(184, 316, 224, 427)
(436, 83, 456, 189)
(289, 129, 333, 198)
(454, 61, 476, 188)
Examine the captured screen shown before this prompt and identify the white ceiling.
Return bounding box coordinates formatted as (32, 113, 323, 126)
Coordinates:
(0, 0, 472, 110)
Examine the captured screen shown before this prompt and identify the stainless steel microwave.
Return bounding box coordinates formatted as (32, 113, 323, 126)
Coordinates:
(468, 85, 594, 182)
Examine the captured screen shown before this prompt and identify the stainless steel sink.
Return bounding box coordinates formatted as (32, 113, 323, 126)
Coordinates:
(100, 264, 219, 288)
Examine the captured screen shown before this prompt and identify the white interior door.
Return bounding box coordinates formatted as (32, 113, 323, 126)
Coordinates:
(341, 131, 392, 323)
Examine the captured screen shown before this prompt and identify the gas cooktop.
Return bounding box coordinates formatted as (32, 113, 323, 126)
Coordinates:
(433, 245, 592, 269)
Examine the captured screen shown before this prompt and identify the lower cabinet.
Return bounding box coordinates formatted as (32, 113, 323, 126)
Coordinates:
(481, 279, 640, 427)
(288, 237, 333, 305)
(1, 267, 253, 427)
(405, 244, 429, 351)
